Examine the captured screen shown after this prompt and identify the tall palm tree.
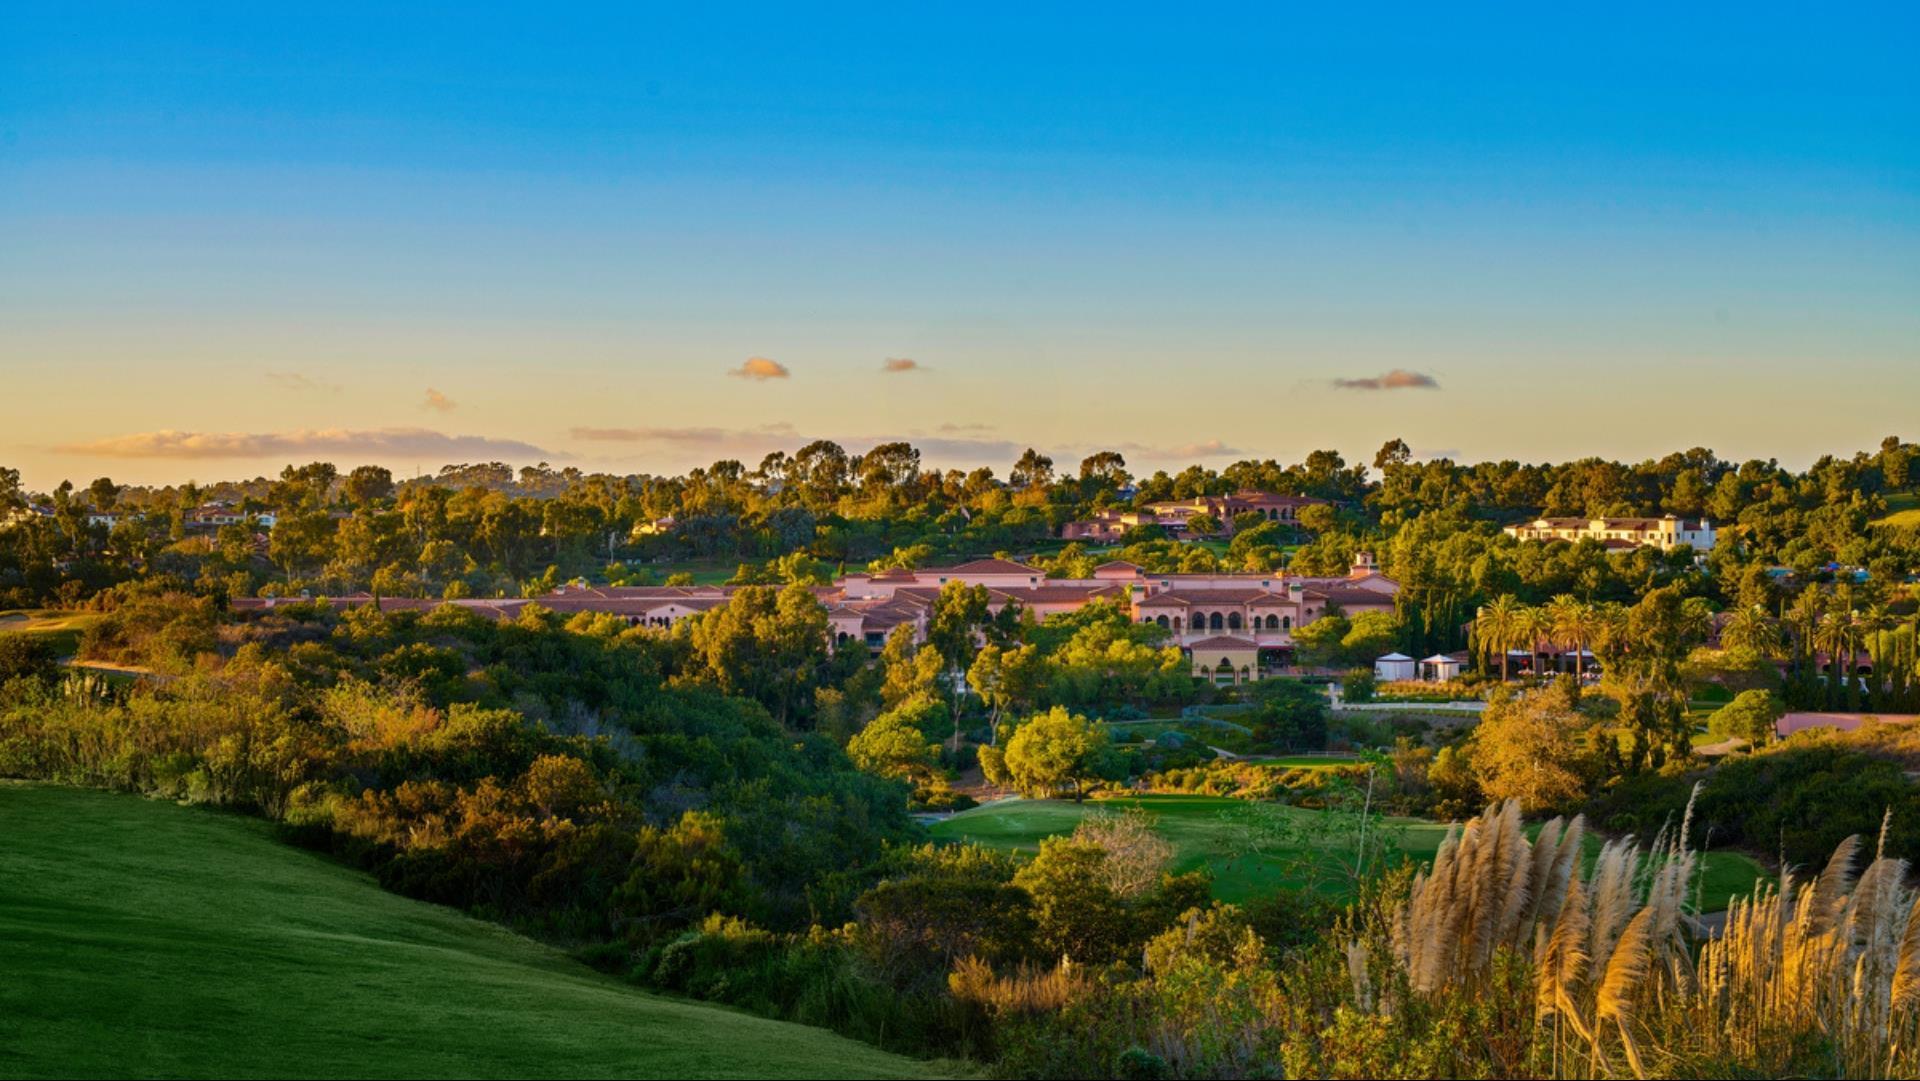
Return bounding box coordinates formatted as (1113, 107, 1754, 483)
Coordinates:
(1721, 604, 1782, 658)
(1517, 604, 1550, 679)
(1473, 594, 1526, 681)
(1785, 587, 1826, 679)
(1813, 610, 1859, 710)
(1544, 594, 1596, 679)
(1857, 603, 1896, 706)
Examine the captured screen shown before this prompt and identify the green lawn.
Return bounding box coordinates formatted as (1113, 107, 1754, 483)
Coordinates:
(929, 794, 1765, 912)
(1874, 491, 1920, 528)
(0, 784, 948, 1080)
(0, 608, 101, 657)
(623, 559, 744, 586)
(930, 794, 1453, 904)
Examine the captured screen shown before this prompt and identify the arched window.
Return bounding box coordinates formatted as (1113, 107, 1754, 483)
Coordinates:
(1155, 614, 1169, 628)
(1172, 616, 1183, 631)
(1208, 612, 1224, 631)
(1265, 614, 1279, 630)
(1282, 615, 1292, 630)
(1227, 611, 1242, 630)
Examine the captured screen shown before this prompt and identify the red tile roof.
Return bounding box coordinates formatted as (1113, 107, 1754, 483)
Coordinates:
(1140, 587, 1288, 606)
(1187, 635, 1260, 651)
(928, 558, 1043, 575)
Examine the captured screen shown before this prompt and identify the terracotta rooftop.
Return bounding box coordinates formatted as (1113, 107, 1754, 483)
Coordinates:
(1139, 587, 1289, 606)
(927, 558, 1044, 575)
(893, 584, 1123, 605)
(1186, 635, 1260, 651)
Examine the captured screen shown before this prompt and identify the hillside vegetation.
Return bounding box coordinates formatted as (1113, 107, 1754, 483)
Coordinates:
(930, 794, 1766, 910)
(0, 784, 947, 1080)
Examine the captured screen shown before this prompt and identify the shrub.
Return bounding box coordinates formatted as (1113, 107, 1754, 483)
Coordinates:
(1342, 670, 1377, 703)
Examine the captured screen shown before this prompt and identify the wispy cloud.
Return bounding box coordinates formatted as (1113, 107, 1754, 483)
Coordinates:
(1332, 369, 1440, 391)
(1111, 438, 1244, 459)
(265, 371, 341, 394)
(890, 437, 1026, 462)
(571, 423, 793, 445)
(729, 356, 790, 381)
(422, 387, 458, 412)
(58, 427, 553, 461)
(881, 357, 924, 374)
(569, 422, 1018, 465)
(1165, 439, 1243, 458)
(566, 422, 1255, 472)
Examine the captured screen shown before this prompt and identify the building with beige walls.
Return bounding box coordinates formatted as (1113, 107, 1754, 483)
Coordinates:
(1062, 491, 1326, 541)
(235, 552, 1398, 679)
(1503, 514, 1715, 552)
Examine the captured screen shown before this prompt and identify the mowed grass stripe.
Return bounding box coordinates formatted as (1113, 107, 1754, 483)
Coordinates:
(0, 784, 948, 1080)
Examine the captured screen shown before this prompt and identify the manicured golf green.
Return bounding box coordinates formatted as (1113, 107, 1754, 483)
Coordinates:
(0, 784, 948, 1080)
(929, 794, 1451, 903)
(0, 608, 101, 658)
(928, 794, 1766, 912)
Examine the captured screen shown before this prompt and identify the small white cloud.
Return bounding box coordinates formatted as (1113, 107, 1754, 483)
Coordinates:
(422, 387, 458, 412)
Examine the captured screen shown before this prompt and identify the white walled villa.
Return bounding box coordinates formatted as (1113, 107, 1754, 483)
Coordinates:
(1503, 514, 1715, 552)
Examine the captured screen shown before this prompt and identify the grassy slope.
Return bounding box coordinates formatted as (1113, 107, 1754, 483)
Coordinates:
(930, 794, 1766, 912)
(0, 609, 102, 658)
(1873, 490, 1920, 528)
(930, 794, 1449, 903)
(0, 784, 947, 1081)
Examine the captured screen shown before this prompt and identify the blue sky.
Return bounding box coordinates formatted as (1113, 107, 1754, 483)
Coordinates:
(3, 3, 1916, 488)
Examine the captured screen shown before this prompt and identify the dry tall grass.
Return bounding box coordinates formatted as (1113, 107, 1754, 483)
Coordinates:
(1383, 793, 1920, 1077)
(1689, 812, 1920, 1077)
(949, 956, 1088, 1017)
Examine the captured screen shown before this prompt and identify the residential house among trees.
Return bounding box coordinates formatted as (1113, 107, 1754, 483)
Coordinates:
(233, 551, 1399, 677)
(1502, 514, 1715, 551)
(1062, 490, 1326, 540)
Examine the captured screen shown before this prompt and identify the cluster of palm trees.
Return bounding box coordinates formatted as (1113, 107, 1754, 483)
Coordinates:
(1470, 594, 1612, 682)
(1776, 587, 1919, 711)
(1470, 591, 1723, 683)
(1468, 585, 1920, 709)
